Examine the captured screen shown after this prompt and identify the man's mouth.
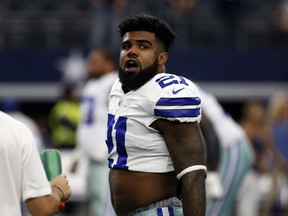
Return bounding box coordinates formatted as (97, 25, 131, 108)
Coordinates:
(124, 59, 140, 73)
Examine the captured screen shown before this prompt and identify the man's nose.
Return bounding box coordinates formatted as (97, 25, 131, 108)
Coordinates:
(127, 46, 138, 57)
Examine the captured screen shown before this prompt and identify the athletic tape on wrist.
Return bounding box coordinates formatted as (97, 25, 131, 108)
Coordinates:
(177, 165, 207, 180)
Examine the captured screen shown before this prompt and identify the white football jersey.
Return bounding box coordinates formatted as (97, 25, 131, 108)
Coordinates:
(198, 87, 245, 148)
(106, 73, 202, 173)
(77, 72, 118, 162)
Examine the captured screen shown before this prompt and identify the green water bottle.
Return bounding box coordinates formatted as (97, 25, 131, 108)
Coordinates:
(41, 149, 62, 180)
(41, 149, 65, 211)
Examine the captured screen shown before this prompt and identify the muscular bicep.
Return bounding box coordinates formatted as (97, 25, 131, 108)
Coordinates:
(150, 119, 206, 175)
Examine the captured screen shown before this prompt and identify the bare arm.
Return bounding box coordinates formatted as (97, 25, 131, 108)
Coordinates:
(25, 174, 71, 216)
(151, 119, 207, 216)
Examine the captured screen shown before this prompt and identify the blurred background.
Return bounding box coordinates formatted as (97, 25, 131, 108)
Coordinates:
(0, 0, 288, 215)
(0, 0, 287, 120)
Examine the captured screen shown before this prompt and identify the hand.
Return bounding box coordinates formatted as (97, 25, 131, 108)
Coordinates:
(206, 171, 223, 199)
(51, 174, 72, 201)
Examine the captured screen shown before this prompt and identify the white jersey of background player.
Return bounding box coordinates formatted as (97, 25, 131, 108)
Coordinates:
(198, 87, 244, 149)
(106, 73, 201, 172)
(76, 48, 118, 216)
(77, 72, 118, 161)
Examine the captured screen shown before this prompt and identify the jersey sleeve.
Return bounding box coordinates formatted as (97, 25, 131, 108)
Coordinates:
(21, 124, 51, 201)
(152, 74, 202, 123)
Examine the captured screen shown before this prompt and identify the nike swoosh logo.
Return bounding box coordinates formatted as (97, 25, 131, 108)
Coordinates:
(172, 87, 185, 94)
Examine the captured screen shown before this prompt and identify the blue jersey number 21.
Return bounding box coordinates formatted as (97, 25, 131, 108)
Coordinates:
(106, 113, 129, 170)
(156, 75, 189, 88)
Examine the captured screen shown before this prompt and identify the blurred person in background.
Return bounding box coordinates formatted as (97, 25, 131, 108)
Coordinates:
(268, 92, 288, 171)
(240, 101, 275, 173)
(271, 0, 288, 47)
(267, 92, 288, 213)
(72, 47, 118, 216)
(48, 84, 80, 149)
(47, 83, 83, 215)
(237, 100, 279, 216)
(0, 110, 71, 216)
(276, 0, 288, 32)
(197, 87, 254, 216)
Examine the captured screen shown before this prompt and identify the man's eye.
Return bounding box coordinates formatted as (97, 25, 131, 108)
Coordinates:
(139, 44, 148, 49)
(121, 44, 130, 50)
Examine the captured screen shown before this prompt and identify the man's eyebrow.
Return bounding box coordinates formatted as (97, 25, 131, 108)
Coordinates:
(121, 40, 131, 44)
(136, 40, 152, 45)
(122, 40, 152, 44)
(121, 40, 152, 47)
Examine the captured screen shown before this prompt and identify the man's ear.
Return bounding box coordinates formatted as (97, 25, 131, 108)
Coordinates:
(158, 52, 168, 66)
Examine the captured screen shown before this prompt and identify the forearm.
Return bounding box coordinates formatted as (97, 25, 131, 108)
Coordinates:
(26, 186, 63, 216)
(181, 171, 206, 216)
(152, 120, 207, 214)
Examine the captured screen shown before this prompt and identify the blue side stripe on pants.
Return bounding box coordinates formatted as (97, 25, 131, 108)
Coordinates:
(168, 207, 174, 216)
(157, 208, 163, 216)
(157, 207, 174, 216)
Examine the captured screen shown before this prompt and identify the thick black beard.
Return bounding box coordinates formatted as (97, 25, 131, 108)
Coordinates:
(119, 59, 159, 92)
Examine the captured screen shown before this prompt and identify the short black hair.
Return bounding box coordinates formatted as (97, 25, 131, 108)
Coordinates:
(118, 13, 176, 51)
